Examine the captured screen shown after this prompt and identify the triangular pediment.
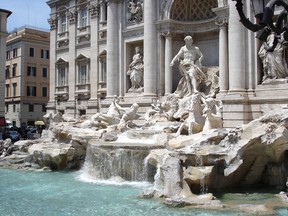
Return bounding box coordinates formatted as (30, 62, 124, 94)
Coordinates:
(56, 57, 68, 64)
(76, 54, 89, 61)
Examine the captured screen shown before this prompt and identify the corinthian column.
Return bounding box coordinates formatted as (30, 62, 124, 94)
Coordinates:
(106, 0, 119, 97)
(216, 19, 229, 93)
(228, 0, 246, 92)
(144, 0, 157, 96)
(163, 32, 173, 95)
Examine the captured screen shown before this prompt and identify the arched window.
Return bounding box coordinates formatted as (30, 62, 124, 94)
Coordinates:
(170, 0, 217, 22)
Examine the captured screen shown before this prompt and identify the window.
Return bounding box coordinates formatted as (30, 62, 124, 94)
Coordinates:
(27, 86, 36, 96)
(6, 51, 10, 60)
(27, 66, 36, 76)
(5, 84, 9, 97)
(60, 14, 67, 33)
(12, 83, 17, 97)
(13, 48, 18, 58)
(42, 67, 48, 77)
(42, 104, 47, 112)
(79, 64, 88, 84)
(5, 66, 10, 79)
(79, 8, 88, 27)
(58, 67, 66, 86)
(29, 104, 34, 112)
(29, 47, 34, 57)
(41, 49, 49, 59)
(13, 105, 16, 112)
(42, 87, 48, 97)
(100, 58, 107, 82)
(5, 104, 8, 113)
(79, 109, 86, 116)
(12, 64, 17, 77)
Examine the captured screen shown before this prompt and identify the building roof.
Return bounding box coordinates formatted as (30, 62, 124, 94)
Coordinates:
(0, 8, 12, 17)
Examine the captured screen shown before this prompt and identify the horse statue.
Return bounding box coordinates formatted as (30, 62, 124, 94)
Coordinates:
(202, 98, 223, 131)
(176, 93, 205, 136)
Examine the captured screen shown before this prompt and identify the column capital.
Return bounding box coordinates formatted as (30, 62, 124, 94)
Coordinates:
(67, 10, 77, 24)
(161, 31, 173, 38)
(48, 17, 57, 30)
(215, 18, 228, 27)
(89, 3, 100, 19)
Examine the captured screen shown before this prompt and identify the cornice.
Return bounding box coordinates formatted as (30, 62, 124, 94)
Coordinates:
(157, 18, 218, 34)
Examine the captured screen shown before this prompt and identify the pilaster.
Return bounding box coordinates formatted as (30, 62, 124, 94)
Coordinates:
(89, 2, 100, 100)
(68, 8, 76, 101)
(47, 15, 58, 112)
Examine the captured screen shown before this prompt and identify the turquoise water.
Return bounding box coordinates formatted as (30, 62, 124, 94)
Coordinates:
(0, 168, 287, 216)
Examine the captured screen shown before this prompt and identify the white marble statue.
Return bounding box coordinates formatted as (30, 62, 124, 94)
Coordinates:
(127, 46, 144, 92)
(144, 95, 179, 123)
(127, 0, 143, 22)
(176, 93, 205, 136)
(170, 36, 206, 97)
(114, 101, 140, 128)
(202, 98, 223, 131)
(90, 96, 122, 126)
(258, 30, 288, 81)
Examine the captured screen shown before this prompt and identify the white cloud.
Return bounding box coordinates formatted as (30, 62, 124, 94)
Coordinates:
(0, 0, 50, 32)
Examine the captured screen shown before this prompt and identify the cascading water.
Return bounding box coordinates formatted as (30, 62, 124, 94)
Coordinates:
(195, 154, 208, 194)
(81, 143, 156, 183)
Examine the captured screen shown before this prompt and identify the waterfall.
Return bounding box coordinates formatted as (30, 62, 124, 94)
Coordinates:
(196, 154, 208, 194)
(82, 144, 155, 182)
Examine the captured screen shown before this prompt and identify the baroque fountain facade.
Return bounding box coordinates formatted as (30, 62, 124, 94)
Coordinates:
(2, 0, 288, 213)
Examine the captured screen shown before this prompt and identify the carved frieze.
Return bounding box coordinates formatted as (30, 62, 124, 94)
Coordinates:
(77, 34, 91, 44)
(122, 28, 144, 39)
(57, 39, 69, 48)
(158, 19, 218, 34)
(127, 0, 143, 24)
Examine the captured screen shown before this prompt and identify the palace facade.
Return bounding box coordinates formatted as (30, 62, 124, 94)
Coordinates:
(0, 8, 12, 129)
(5, 26, 50, 128)
(46, 0, 288, 127)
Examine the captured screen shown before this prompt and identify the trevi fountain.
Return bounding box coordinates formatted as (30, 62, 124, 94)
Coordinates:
(1, 32, 288, 215)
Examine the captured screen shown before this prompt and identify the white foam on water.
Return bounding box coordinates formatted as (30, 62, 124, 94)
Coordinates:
(75, 169, 152, 188)
(115, 131, 156, 144)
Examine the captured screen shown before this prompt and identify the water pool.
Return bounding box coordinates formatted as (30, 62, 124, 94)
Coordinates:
(0, 168, 287, 216)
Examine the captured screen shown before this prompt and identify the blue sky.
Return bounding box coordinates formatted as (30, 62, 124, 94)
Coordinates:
(0, 0, 50, 32)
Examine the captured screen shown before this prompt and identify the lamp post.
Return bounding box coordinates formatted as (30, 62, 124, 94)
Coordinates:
(232, 0, 288, 50)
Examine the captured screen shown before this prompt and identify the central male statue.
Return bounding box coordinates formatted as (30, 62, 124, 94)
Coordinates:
(170, 36, 206, 97)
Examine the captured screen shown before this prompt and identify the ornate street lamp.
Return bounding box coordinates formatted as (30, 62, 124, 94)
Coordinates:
(232, 0, 288, 45)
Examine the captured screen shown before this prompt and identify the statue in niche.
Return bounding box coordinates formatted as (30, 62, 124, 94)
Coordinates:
(127, 0, 143, 22)
(258, 28, 288, 82)
(170, 36, 206, 98)
(127, 46, 144, 92)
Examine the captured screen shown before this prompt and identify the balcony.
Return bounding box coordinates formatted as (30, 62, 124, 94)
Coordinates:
(55, 85, 69, 100)
(98, 81, 106, 99)
(75, 83, 90, 99)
